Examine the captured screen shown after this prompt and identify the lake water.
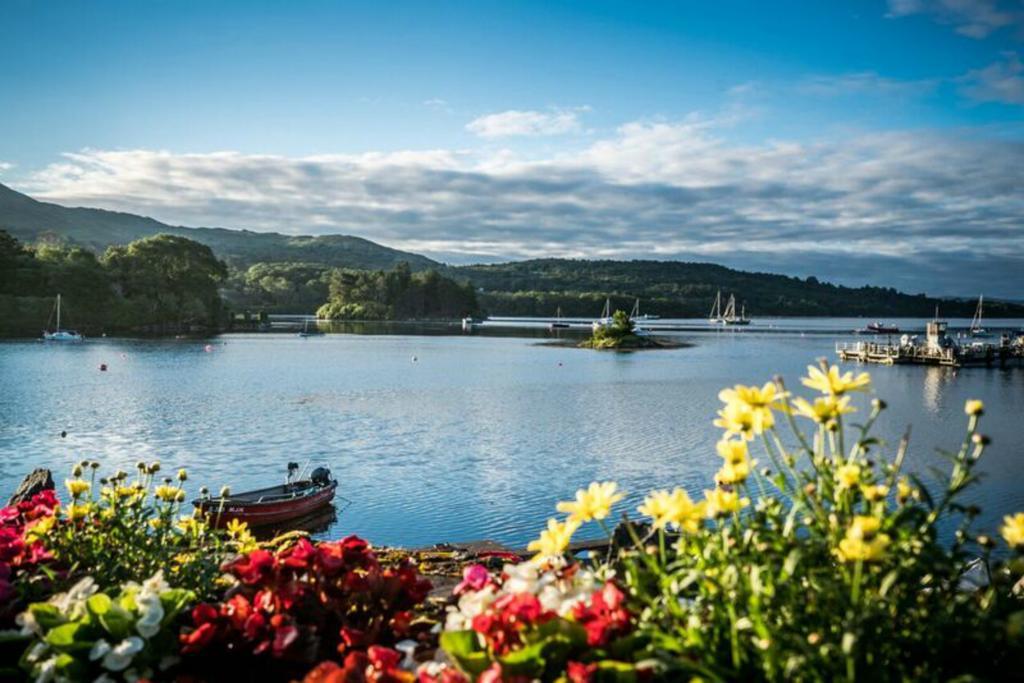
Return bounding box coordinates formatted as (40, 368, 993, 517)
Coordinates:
(2, 317, 1022, 549)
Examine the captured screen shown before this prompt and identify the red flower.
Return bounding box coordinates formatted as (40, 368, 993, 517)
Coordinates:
(228, 549, 275, 585)
(572, 581, 632, 647)
(567, 661, 596, 683)
(281, 537, 317, 570)
(180, 621, 218, 653)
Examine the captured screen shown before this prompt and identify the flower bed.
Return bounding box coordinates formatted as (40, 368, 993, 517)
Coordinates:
(1, 362, 1023, 681)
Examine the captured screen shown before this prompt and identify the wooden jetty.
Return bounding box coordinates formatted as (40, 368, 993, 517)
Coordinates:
(837, 319, 1024, 368)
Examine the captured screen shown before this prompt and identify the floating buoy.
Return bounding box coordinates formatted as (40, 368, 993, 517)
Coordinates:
(204, 344, 214, 353)
(557, 362, 563, 367)
(60, 430, 67, 439)
(99, 363, 108, 372)
(411, 356, 418, 362)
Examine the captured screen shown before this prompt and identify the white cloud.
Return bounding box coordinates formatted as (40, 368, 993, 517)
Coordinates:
(0, 161, 12, 173)
(959, 52, 1024, 103)
(15, 116, 1024, 296)
(466, 107, 588, 138)
(795, 72, 938, 97)
(886, 0, 1023, 39)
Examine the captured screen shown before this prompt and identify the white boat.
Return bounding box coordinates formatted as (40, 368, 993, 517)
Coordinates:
(549, 306, 570, 330)
(592, 298, 614, 331)
(297, 318, 324, 338)
(968, 295, 987, 337)
(42, 294, 83, 342)
(708, 290, 751, 326)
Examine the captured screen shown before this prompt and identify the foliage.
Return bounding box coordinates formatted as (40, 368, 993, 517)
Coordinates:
(0, 230, 227, 336)
(179, 535, 432, 669)
(581, 310, 657, 350)
(36, 462, 253, 599)
(222, 261, 333, 313)
(17, 572, 193, 683)
(505, 364, 1024, 681)
(317, 263, 479, 320)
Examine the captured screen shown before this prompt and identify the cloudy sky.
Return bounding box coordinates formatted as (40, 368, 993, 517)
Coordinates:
(1, 1, 1023, 297)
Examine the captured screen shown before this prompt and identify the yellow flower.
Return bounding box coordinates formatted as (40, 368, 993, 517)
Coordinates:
(24, 516, 55, 541)
(802, 365, 871, 396)
(65, 503, 91, 521)
(964, 399, 984, 417)
(715, 438, 753, 485)
(176, 515, 203, 535)
(638, 489, 706, 532)
(835, 464, 862, 490)
(1001, 513, 1024, 549)
(154, 485, 180, 503)
(149, 518, 164, 530)
(65, 478, 90, 498)
(704, 488, 749, 517)
(861, 484, 889, 502)
(717, 382, 783, 434)
(791, 395, 855, 424)
(836, 516, 890, 562)
(713, 401, 757, 441)
(527, 518, 579, 561)
(226, 518, 250, 539)
(896, 476, 913, 503)
(556, 482, 624, 522)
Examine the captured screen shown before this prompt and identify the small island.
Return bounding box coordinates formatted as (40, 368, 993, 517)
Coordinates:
(579, 309, 677, 350)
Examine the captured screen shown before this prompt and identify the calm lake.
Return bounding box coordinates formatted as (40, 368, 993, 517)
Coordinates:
(2, 317, 1022, 548)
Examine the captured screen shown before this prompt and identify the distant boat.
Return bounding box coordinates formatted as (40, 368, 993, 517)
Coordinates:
(42, 294, 83, 342)
(708, 290, 750, 326)
(856, 322, 900, 335)
(968, 295, 987, 337)
(549, 306, 570, 330)
(592, 298, 614, 331)
(297, 319, 324, 337)
(462, 315, 486, 331)
(630, 298, 659, 322)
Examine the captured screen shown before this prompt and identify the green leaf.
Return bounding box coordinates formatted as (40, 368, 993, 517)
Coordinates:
(87, 593, 112, 617)
(439, 630, 490, 677)
(159, 588, 195, 622)
(497, 638, 546, 677)
(98, 603, 134, 640)
(593, 660, 638, 682)
(28, 603, 65, 632)
(45, 622, 93, 651)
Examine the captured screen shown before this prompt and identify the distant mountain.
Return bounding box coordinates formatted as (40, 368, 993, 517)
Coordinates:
(0, 183, 438, 271)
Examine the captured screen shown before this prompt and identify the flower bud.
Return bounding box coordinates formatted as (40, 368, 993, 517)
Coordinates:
(871, 398, 887, 411)
(136, 461, 146, 471)
(90, 461, 100, 469)
(177, 468, 188, 482)
(972, 433, 990, 447)
(148, 461, 161, 474)
(965, 399, 984, 417)
(199, 486, 209, 496)
(72, 464, 83, 478)
(978, 535, 995, 549)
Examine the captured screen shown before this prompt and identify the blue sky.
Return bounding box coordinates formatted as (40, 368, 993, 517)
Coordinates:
(1, 0, 1023, 296)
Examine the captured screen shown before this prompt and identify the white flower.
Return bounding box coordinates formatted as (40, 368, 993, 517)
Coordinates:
(502, 562, 540, 594)
(17, 609, 41, 636)
(89, 639, 111, 661)
(102, 636, 144, 672)
(139, 571, 169, 598)
(52, 577, 98, 620)
(34, 656, 57, 683)
(445, 586, 496, 631)
(135, 595, 164, 638)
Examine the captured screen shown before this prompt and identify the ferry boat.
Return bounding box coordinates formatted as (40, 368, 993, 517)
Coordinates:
(193, 464, 337, 527)
(708, 290, 750, 326)
(42, 294, 83, 342)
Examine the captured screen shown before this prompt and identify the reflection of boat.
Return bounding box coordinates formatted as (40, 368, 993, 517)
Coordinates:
(856, 322, 900, 335)
(708, 290, 750, 326)
(549, 306, 570, 330)
(297, 319, 325, 337)
(250, 504, 339, 540)
(968, 295, 987, 337)
(194, 464, 337, 527)
(42, 294, 83, 342)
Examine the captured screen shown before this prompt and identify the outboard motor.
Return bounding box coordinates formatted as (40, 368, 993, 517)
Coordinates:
(310, 467, 332, 486)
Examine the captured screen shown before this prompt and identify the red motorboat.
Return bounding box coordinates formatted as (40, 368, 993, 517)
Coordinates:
(194, 464, 337, 527)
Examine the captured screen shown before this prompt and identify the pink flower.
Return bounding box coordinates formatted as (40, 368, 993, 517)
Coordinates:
(454, 564, 491, 595)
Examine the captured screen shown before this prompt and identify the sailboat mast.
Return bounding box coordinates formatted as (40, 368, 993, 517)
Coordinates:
(56, 294, 61, 332)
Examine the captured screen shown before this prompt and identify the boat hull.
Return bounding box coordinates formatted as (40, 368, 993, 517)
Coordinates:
(194, 481, 337, 527)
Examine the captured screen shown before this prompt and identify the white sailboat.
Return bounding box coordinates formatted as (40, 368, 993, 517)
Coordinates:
(630, 298, 659, 322)
(42, 294, 83, 342)
(708, 290, 751, 326)
(297, 318, 324, 338)
(592, 298, 613, 331)
(549, 306, 570, 330)
(968, 295, 987, 337)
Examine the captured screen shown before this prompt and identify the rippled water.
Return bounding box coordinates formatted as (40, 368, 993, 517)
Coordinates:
(1, 318, 1022, 548)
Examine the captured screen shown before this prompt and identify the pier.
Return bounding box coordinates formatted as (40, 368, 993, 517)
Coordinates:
(836, 320, 1024, 368)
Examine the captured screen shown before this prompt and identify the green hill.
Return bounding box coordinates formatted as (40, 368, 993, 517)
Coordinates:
(0, 183, 438, 271)
(454, 259, 1024, 318)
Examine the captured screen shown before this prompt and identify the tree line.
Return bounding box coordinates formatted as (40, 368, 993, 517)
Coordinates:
(0, 230, 227, 337)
